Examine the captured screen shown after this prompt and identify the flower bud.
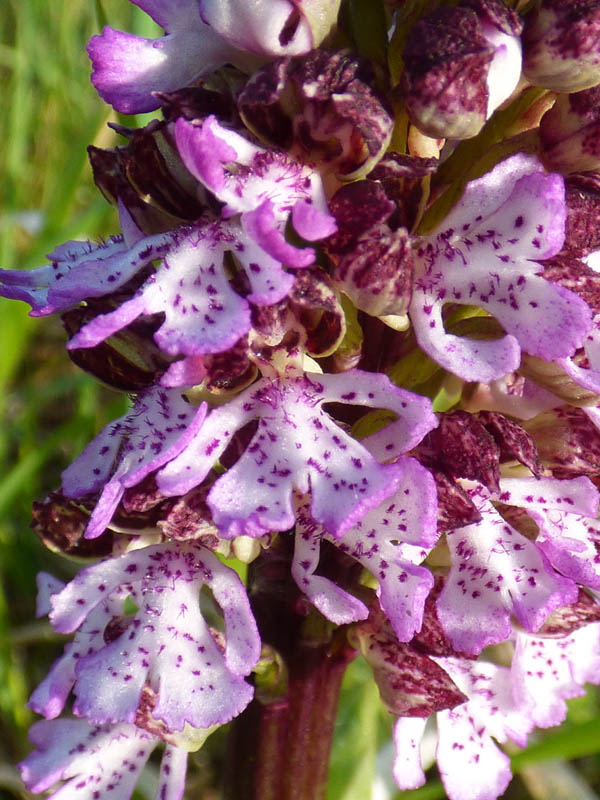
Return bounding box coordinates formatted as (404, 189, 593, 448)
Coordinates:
(88, 121, 207, 234)
(238, 49, 393, 180)
(523, 0, 600, 92)
(401, 2, 522, 139)
(62, 308, 174, 392)
(32, 492, 115, 558)
(539, 86, 600, 173)
(324, 181, 414, 318)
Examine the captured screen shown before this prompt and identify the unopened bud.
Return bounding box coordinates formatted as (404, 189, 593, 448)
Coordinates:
(238, 49, 393, 180)
(62, 308, 173, 392)
(88, 120, 207, 234)
(401, 2, 522, 139)
(523, 0, 600, 92)
(539, 86, 600, 173)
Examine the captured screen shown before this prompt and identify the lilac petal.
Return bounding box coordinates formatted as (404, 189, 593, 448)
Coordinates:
(498, 475, 599, 517)
(292, 501, 370, 624)
(569, 622, 600, 684)
(36, 572, 65, 617)
(61, 388, 207, 539)
(335, 457, 438, 641)
(203, 547, 261, 674)
(206, 421, 402, 538)
(292, 457, 437, 638)
(242, 199, 316, 267)
(392, 718, 427, 791)
(159, 372, 436, 538)
(47, 233, 176, 312)
(438, 483, 578, 654)
(67, 224, 252, 356)
(411, 154, 591, 381)
(410, 300, 520, 383)
(20, 719, 156, 798)
(436, 711, 511, 800)
(0, 233, 161, 316)
(511, 632, 586, 728)
(322, 371, 438, 461)
(432, 656, 537, 800)
(500, 475, 600, 588)
(132, 0, 202, 34)
(30, 588, 130, 719)
(434, 664, 516, 800)
(292, 199, 338, 241)
(437, 154, 560, 239)
(175, 117, 257, 203)
(157, 745, 187, 800)
(88, 3, 241, 115)
(160, 355, 207, 388)
(233, 229, 296, 304)
(50, 542, 259, 730)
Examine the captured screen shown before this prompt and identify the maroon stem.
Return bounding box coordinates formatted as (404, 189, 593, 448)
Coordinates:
(223, 539, 359, 800)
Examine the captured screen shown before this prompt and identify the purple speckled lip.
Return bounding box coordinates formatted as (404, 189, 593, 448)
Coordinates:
(410, 154, 590, 382)
(157, 370, 437, 538)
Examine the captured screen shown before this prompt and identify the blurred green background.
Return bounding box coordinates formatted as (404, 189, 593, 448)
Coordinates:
(1, 2, 599, 798)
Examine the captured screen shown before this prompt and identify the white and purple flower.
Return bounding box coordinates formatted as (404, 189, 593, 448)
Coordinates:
(411, 154, 592, 382)
(156, 370, 437, 539)
(34, 540, 260, 732)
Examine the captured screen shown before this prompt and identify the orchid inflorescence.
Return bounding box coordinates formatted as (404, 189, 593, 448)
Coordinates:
(9, 1, 600, 798)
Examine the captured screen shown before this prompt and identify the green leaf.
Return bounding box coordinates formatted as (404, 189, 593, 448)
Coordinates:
(346, 0, 389, 66)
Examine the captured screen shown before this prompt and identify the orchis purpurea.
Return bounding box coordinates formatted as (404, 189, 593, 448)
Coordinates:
(9, 2, 600, 799)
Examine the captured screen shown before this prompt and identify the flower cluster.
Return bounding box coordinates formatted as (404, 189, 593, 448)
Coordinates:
(9, 1, 600, 798)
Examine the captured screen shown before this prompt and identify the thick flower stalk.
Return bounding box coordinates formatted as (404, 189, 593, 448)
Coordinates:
(9, 1, 600, 799)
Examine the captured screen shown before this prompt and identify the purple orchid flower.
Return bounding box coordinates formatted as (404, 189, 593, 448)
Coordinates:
(87, 0, 255, 114)
(60, 387, 207, 539)
(292, 454, 438, 642)
(436, 477, 594, 654)
(38, 540, 260, 731)
(174, 116, 337, 259)
(410, 154, 592, 382)
(156, 370, 438, 539)
(393, 620, 600, 800)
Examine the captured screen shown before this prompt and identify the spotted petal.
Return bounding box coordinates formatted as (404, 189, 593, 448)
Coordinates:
(497, 476, 600, 589)
(411, 154, 591, 382)
(157, 371, 437, 538)
(175, 117, 336, 266)
(438, 482, 578, 654)
(392, 718, 428, 791)
(511, 631, 592, 728)
(30, 583, 132, 720)
(432, 659, 532, 800)
(20, 718, 186, 800)
(292, 458, 437, 638)
(0, 231, 172, 316)
(61, 387, 207, 539)
(49, 542, 260, 731)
